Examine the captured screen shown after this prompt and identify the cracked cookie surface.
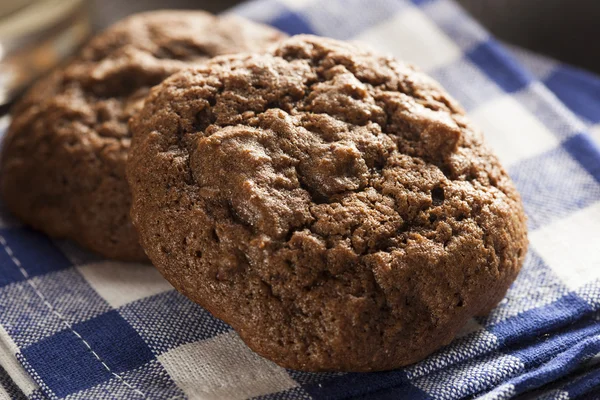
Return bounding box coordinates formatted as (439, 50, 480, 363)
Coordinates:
(0, 10, 285, 261)
(128, 35, 528, 371)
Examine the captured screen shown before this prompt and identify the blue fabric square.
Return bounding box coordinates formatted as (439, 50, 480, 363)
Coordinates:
(74, 310, 154, 373)
(352, 385, 431, 400)
(302, 370, 420, 400)
(21, 329, 113, 398)
(508, 317, 600, 368)
(486, 293, 593, 345)
(499, 327, 600, 396)
(545, 67, 600, 124)
(119, 290, 230, 355)
(0, 253, 24, 288)
(255, 386, 312, 400)
(559, 366, 600, 399)
(270, 11, 314, 35)
(0, 228, 71, 288)
(509, 145, 600, 230)
(22, 310, 154, 398)
(563, 133, 600, 183)
(467, 41, 533, 93)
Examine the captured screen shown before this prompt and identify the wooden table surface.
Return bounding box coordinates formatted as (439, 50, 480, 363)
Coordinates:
(91, 0, 600, 74)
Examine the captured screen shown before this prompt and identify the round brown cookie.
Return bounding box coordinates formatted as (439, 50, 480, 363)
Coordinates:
(127, 35, 528, 371)
(0, 11, 286, 261)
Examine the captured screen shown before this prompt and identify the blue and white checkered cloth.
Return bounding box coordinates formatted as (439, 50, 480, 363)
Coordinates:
(1, 0, 600, 399)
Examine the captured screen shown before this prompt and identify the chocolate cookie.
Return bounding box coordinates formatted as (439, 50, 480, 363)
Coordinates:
(0, 11, 285, 261)
(127, 35, 528, 371)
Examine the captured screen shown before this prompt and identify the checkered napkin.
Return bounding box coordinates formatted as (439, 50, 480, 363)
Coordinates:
(1, 0, 600, 399)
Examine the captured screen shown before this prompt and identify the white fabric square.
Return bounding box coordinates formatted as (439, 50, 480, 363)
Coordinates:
(530, 201, 600, 291)
(431, 58, 503, 111)
(591, 124, 600, 146)
(355, 7, 462, 72)
(77, 261, 172, 308)
(419, 0, 489, 52)
(278, 0, 317, 9)
(226, 0, 288, 22)
(159, 332, 298, 400)
(470, 95, 559, 166)
(302, 0, 406, 40)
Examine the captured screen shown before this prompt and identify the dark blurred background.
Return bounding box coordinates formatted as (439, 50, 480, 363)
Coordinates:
(91, 0, 600, 74)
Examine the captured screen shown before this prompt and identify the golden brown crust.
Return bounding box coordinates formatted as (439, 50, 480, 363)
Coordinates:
(1, 11, 286, 261)
(128, 35, 528, 370)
